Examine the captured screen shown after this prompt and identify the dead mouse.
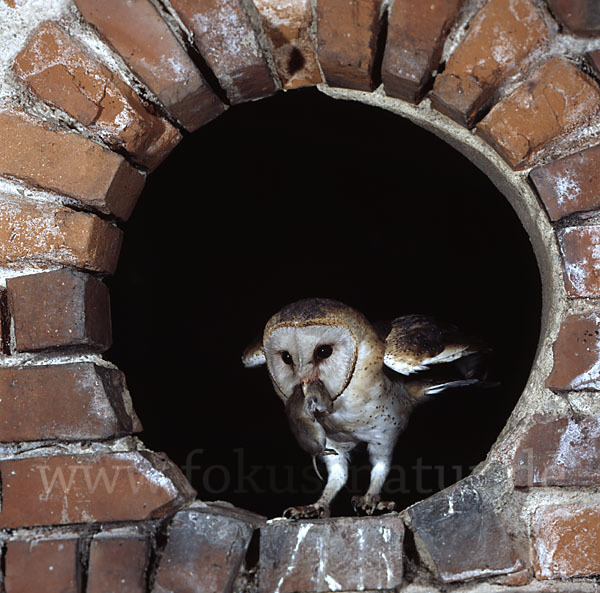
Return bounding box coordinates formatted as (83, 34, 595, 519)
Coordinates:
(285, 381, 337, 479)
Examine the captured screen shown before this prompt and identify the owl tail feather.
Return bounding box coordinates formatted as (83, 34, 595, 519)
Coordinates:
(406, 377, 499, 401)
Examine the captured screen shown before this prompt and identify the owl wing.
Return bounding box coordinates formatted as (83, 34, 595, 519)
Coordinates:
(380, 314, 482, 376)
(241, 335, 266, 368)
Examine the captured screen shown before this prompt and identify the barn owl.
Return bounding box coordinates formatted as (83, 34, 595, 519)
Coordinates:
(242, 298, 487, 519)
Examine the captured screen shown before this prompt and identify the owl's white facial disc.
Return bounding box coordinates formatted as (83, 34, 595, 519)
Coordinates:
(264, 325, 357, 400)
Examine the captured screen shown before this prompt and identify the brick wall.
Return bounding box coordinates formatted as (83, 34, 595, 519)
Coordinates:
(0, 0, 599, 591)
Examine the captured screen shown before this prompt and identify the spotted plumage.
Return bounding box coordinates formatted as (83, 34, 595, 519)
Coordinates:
(242, 298, 489, 519)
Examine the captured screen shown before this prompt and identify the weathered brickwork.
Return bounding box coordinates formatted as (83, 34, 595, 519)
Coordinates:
(6, 268, 111, 353)
(546, 314, 600, 391)
(169, 0, 279, 104)
(0, 451, 195, 528)
(477, 58, 600, 169)
(87, 529, 150, 593)
(14, 21, 182, 172)
(73, 0, 226, 132)
(0, 0, 599, 591)
(0, 111, 144, 220)
(558, 225, 600, 298)
(316, 0, 384, 91)
(547, 0, 600, 37)
(430, 0, 552, 128)
(514, 415, 600, 487)
(530, 143, 600, 221)
(254, 0, 322, 90)
(0, 363, 141, 442)
(382, 0, 464, 103)
(0, 195, 122, 273)
(532, 505, 600, 579)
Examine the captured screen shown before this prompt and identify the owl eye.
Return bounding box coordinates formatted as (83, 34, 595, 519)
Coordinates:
(314, 344, 333, 360)
(281, 351, 294, 365)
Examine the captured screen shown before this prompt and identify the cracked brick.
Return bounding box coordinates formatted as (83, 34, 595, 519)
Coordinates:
(74, 0, 226, 132)
(430, 0, 552, 127)
(477, 58, 600, 169)
(14, 21, 181, 171)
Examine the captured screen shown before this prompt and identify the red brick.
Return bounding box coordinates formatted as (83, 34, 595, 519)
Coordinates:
(493, 569, 530, 587)
(477, 58, 600, 169)
(382, 0, 464, 103)
(530, 143, 600, 221)
(0, 363, 142, 442)
(6, 268, 111, 353)
(259, 514, 404, 592)
(87, 529, 149, 593)
(0, 289, 9, 355)
(514, 415, 600, 487)
(0, 451, 195, 528)
(169, 0, 278, 104)
(557, 225, 600, 298)
(0, 111, 144, 220)
(0, 195, 122, 274)
(430, 0, 552, 127)
(546, 314, 600, 391)
(316, 0, 384, 92)
(254, 0, 322, 90)
(547, 0, 600, 37)
(153, 502, 264, 593)
(5, 536, 80, 593)
(74, 0, 225, 132)
(14, 21, 181, 172)
(531, 505, 600, 579)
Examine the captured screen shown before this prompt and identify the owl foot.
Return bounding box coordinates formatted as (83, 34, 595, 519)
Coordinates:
(283, 503, 330, 520)
(351, 495, 396, 516)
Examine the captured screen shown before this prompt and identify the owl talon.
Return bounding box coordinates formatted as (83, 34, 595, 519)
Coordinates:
(351, 495, 396, 516)
(283, 504, 330, 520)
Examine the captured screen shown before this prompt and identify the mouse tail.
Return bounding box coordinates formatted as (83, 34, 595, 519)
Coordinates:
(312, 456, 324, 481)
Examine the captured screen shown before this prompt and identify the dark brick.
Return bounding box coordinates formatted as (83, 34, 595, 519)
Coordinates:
(589, 49, 600, 76)
(547, 0, 600, 37)
(316, 0, 384, 92)
(557, 225, 600, 298)
(169, 0, 278, 104)
(153, 502, 265, 593)
(530, 143, 600, 221)
(0, 363, 141, 442)
(6, 268, 111, 353)
(477, 58, 600, 169)
(258, 514, 404, 592)
(0, 111, 144, 221)
(546, 314, 600, 391)
(74, 0, 226, 132)
(430, 0, 552, 127)
(514, 415, 600, 487)
(87, 528, 149, 593)
(5, 536, 80, 593)
(0, 451, 195, 528)
(382, 0, 464, 103)
(532, 505, 600, 579)
(407, 480, 521, 582)
(14, 21, 181, 172)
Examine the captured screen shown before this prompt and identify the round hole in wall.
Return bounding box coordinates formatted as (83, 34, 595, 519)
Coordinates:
(106, 87, 541, 519)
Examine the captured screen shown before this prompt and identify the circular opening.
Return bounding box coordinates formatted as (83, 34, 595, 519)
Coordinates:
(107, 87, 542, 518)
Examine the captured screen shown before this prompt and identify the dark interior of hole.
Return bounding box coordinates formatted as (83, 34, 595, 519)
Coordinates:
(106, 87, 542, 519)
